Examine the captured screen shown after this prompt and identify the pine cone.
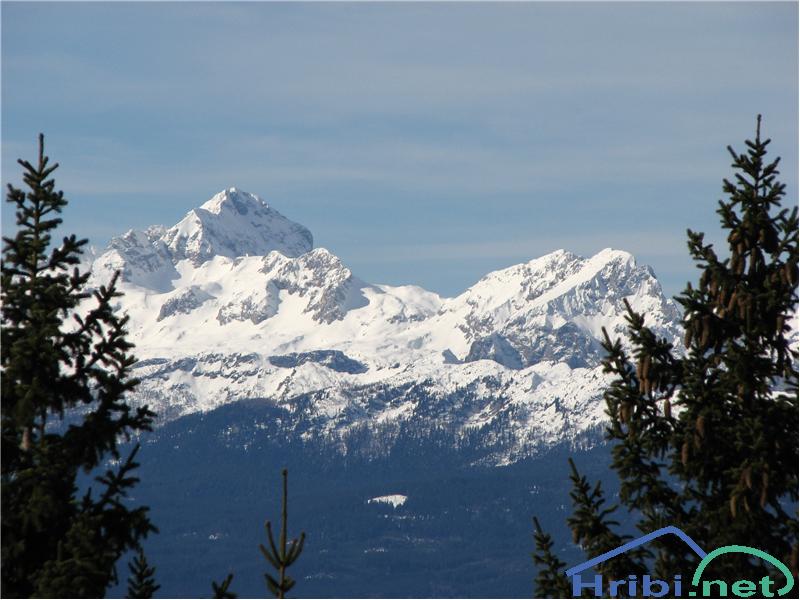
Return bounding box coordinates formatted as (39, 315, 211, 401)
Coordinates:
(727, 291, 738, 312)
(696, 415, 706, 437)
(642, 356, 651, 380)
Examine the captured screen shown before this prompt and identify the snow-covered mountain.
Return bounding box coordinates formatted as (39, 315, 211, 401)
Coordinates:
(88, 188, 682, 464)
(91, 188, 313, 292)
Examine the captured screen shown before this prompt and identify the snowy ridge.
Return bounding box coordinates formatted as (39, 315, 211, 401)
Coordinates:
(87, 188, 684, 464)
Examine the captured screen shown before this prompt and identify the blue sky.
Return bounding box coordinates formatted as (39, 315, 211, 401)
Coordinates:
(2, 1, 797, 298)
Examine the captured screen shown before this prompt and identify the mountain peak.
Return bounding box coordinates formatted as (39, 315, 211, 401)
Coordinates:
(200, 187, 266, 215)
(590, 247, 635, 264)
(440, 246, 680, 370)
(92, 188, 314, 290)
(161, 188, 313, 265)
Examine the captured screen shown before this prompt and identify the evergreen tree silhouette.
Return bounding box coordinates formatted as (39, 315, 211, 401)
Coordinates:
(1, 135, 157, 597)
(260, 469, 306, 599)
(126, 549, 160, 599)
(534, 116, 798, 597)
(211, 573, 237, 599)
(208, 470, 305, 599)
(532, 517, 571, 597)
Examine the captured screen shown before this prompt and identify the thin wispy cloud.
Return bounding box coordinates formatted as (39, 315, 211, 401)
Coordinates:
(2, 2, 796, 297)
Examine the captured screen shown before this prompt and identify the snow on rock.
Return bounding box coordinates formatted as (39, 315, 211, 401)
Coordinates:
(436, 248, 682, 369)
(258, 248, 370, 324)
(158, 286, 213, 321)
(91, 227, 178, 292)
(368, 494, 408, 508)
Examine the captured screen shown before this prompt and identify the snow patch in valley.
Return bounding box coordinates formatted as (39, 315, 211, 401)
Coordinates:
(368, 495, 408, 508)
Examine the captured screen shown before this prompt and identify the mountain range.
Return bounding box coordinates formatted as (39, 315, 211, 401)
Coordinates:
(70, 188, 796, 597)
(87, 187, 683, 466)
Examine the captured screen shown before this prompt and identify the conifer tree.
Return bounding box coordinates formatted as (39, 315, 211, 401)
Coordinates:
(533, 116, 798, 596)
(260, 469, 306, 599)
(208, 470, 304, 599)
(532, 518, 571, 597)
(211, 573, 237, 599)
(126, 549, 160, 599)
(1, 135, 157, 597)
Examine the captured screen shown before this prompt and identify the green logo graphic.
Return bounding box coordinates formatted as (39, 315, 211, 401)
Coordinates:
(689, 545, 795, 598)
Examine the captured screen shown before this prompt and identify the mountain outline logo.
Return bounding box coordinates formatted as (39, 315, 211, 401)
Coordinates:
(565, 526, 795, 598)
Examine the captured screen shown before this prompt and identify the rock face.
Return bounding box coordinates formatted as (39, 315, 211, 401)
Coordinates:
(86, 188, 685, 465)
(256, 248, 370, 324)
